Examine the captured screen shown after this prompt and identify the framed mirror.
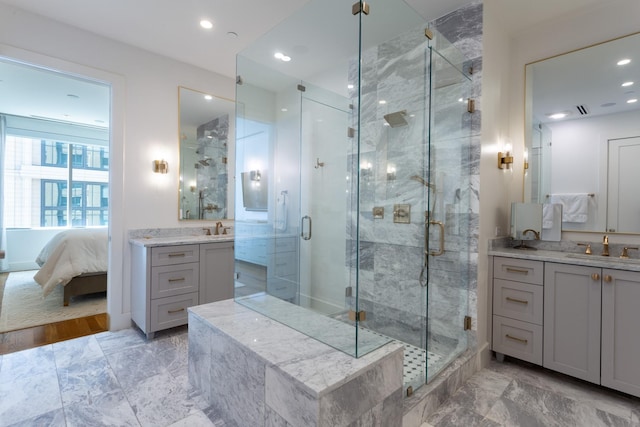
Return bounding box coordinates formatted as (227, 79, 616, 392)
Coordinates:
(524, 32, 640, 233)
(178, 86, 235, 220)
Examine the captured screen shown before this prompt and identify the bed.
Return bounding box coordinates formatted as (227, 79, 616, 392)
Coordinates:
(34, 228, 108, 306)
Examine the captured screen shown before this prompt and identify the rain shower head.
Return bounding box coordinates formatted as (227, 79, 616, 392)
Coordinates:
(383, 110, 408, 128)
(410, 175, 436, 190)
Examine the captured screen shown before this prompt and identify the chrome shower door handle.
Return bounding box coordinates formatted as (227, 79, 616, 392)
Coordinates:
(429, 220, 445, 256)
(301, 215, 312, 240)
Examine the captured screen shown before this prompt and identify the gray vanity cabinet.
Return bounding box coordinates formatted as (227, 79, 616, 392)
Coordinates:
(601, 269, 640, 397)
(131, 240, 234, 339)
(199, 241, 234, 304)
(544, 262, 602, 384)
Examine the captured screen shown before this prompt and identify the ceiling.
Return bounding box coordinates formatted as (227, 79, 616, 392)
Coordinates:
(0, 0, 628, 128)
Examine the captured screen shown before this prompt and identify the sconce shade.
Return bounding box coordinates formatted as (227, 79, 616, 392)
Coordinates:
(154, 159, 169, 174)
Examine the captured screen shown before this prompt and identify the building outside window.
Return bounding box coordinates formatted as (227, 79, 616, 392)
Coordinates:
(4, 135, 109, 228)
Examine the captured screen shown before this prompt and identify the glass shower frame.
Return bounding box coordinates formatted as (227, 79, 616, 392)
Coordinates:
(233, 0, 472, 394)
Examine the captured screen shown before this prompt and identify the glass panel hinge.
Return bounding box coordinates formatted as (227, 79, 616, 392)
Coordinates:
(464, 316, 472, 330)
(349, 310, 366, 322)
(467, 99, 475, 113)
(352, 2, 370, 15)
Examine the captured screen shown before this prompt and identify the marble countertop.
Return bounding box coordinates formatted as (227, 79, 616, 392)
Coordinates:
(129, 234, 234, 247)
(489, 247, 640, 272)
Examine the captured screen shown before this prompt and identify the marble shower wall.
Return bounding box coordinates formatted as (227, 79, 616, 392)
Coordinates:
(346, 2, 483, 360)
(195, 114, 229, 219)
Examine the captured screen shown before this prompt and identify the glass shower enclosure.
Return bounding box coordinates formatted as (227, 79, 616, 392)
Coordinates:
(234, 0, 472, 395)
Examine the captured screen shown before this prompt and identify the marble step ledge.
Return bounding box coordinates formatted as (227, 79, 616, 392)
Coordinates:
(188, 299, 405, 427)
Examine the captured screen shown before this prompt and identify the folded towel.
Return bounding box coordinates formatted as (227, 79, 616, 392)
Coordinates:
(542, 204, 555, 229)
(274, 193, 287, 231)
(549, 193, 589, 223)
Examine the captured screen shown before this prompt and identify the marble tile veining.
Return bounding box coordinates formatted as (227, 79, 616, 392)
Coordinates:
(0, 326, 226, 427)
(423, 357, 640, 427)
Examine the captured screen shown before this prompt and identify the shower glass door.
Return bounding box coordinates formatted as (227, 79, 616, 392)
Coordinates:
(425, 33, 472, 383)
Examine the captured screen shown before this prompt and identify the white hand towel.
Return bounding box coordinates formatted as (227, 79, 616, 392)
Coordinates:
(549, 193, 589, 223)
(274, 194, 287, 231)
(542, 204, 555, 229)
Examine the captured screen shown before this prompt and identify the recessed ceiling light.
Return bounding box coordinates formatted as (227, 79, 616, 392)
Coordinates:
(274, 52, 291, 62)
(622, 81, 634, 87)
(200, 20, 213, 29)
(617, 58, 631, 66)
(627, 98, 638, 104)
(281, 108, 288, 112)
(379, 100, 387, 105)
(548, 113, 567, 119)
(347, 84, 354, 89)
(204, 94, 213, 101)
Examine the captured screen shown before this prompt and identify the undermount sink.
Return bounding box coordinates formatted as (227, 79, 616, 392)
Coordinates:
(565, 253, 640, 263)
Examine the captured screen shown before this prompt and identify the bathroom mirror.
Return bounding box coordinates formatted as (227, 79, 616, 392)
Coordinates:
(523, 32, 640, 233)
(178, 86, 234, 220)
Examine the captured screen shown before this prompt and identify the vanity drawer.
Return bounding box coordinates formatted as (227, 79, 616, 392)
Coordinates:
(493, 315, 542, 365)
(493, 279, 543, 325)
(152, 245, 199, 266)
(151, 263, 199, 299)
(494, 257, 543, 285)
(150, 292, 198, 332)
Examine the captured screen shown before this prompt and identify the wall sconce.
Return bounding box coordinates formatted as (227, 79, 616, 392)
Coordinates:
(153, 159, 169, 174)
(497, 144, 513, 170)
(387, 165, 396, 181)
(523, 148, 529, 170)
(250, 170, 261, 182)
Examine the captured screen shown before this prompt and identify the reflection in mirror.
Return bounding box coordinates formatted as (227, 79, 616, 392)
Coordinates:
(524, 32, 640, 233)
(511, 203, 543, 249)
(178, 87, 234, 220)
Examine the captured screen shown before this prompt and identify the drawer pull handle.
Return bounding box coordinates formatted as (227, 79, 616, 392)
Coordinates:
(591, 273, 600, 281)
(506, 297, 528, 305)
(604, 275, 613, 283)
(168, 308, 185, 314)
(168, 253, 186, 258)
(505, 267, 529, 274)
(168, 278, 185, 283)
(505, 334, 528, 344)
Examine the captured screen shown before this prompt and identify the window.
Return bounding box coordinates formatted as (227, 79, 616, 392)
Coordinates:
(4, 136, 109, 228)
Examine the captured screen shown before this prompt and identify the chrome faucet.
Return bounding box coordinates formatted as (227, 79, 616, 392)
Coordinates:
(214, 221, 223, 235)
(602, 235, 609, 256)
(522, 229, 540, 240)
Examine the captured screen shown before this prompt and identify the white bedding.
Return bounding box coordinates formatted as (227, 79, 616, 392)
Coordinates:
(34, 228, 108, 297)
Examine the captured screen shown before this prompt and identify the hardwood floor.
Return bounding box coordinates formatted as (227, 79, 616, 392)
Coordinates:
(0, 313, 108, 355)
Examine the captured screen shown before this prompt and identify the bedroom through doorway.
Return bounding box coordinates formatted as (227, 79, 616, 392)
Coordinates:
(0, 57, 111, 338)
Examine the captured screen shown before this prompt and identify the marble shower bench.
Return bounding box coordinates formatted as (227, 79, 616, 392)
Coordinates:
(188, 299, 404, 426)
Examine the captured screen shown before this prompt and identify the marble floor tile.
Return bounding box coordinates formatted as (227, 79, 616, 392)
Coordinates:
(423, 357, 640, 427)
(3, 325, 640, 427)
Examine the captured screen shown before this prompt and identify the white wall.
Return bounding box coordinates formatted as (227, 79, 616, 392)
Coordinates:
(0, 3, 235, 330)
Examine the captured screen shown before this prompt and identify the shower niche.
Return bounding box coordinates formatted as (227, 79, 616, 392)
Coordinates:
(233, 0, 473, 396)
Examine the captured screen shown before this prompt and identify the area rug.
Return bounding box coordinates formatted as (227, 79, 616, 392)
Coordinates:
(0, 270, 106, 333)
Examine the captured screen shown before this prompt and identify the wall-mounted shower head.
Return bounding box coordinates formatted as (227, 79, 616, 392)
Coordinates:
(410, 175, 436, 190)
(383, 110, 408, 128)
(198, 158, 211, 166)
